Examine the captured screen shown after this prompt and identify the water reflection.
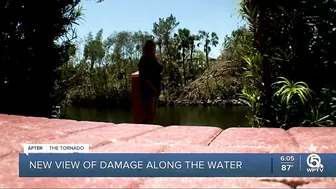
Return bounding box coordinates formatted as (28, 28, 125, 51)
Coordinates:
(65, 105, 249, 129)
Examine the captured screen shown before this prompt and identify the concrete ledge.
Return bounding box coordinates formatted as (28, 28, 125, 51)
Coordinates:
(0, 114, 335, 188)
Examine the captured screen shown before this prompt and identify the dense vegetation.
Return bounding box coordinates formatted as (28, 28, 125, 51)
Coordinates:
(239, 0, 336, 128)
(58, 15, 249, 108)
(0, 0, 85, 117)
(1, 0, 335, 129)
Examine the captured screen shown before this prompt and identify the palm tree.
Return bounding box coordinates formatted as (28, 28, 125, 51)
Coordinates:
(188, 34, 200, 80)
(197, 31, 219, 67)
(174, 28, 192, 84)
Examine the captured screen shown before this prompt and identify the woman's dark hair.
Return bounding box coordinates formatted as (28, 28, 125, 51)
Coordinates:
(142, 39, 155, 56)
(144, 39, 155, 47)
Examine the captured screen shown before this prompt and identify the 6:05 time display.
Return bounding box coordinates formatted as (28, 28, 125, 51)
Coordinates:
(280, 156, 295, 162)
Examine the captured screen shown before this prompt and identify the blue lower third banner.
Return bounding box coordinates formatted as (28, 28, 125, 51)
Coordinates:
(19, 153, 335, 177)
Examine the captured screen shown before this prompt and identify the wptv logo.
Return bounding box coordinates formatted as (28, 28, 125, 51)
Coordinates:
(306, 154, 324, 172)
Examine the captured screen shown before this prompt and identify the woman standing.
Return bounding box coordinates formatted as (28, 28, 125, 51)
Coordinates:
(138, 40, 163, 124)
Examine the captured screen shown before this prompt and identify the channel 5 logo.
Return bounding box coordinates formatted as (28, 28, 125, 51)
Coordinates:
(306, 154, 324, 172)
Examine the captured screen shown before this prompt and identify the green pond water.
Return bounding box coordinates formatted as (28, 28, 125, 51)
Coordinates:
(64, 105, 249, 129)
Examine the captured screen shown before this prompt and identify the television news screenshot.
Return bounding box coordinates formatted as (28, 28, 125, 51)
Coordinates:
(1, 0, 336, 188)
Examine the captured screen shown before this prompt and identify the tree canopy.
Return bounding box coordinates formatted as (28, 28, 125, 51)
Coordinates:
(1, 0, 335, 129)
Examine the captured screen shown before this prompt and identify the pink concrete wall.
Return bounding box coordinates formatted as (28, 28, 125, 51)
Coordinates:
(0, 114, 335, 188)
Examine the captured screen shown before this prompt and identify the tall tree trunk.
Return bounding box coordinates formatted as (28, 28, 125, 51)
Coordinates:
(90, 58, 95, 70)
(182, 48, 186, 85)
(190, 46, 194, 80)
(206, 51, 209, 68)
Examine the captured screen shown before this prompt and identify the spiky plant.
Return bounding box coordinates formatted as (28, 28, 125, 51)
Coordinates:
(273, 77, 312, 106)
